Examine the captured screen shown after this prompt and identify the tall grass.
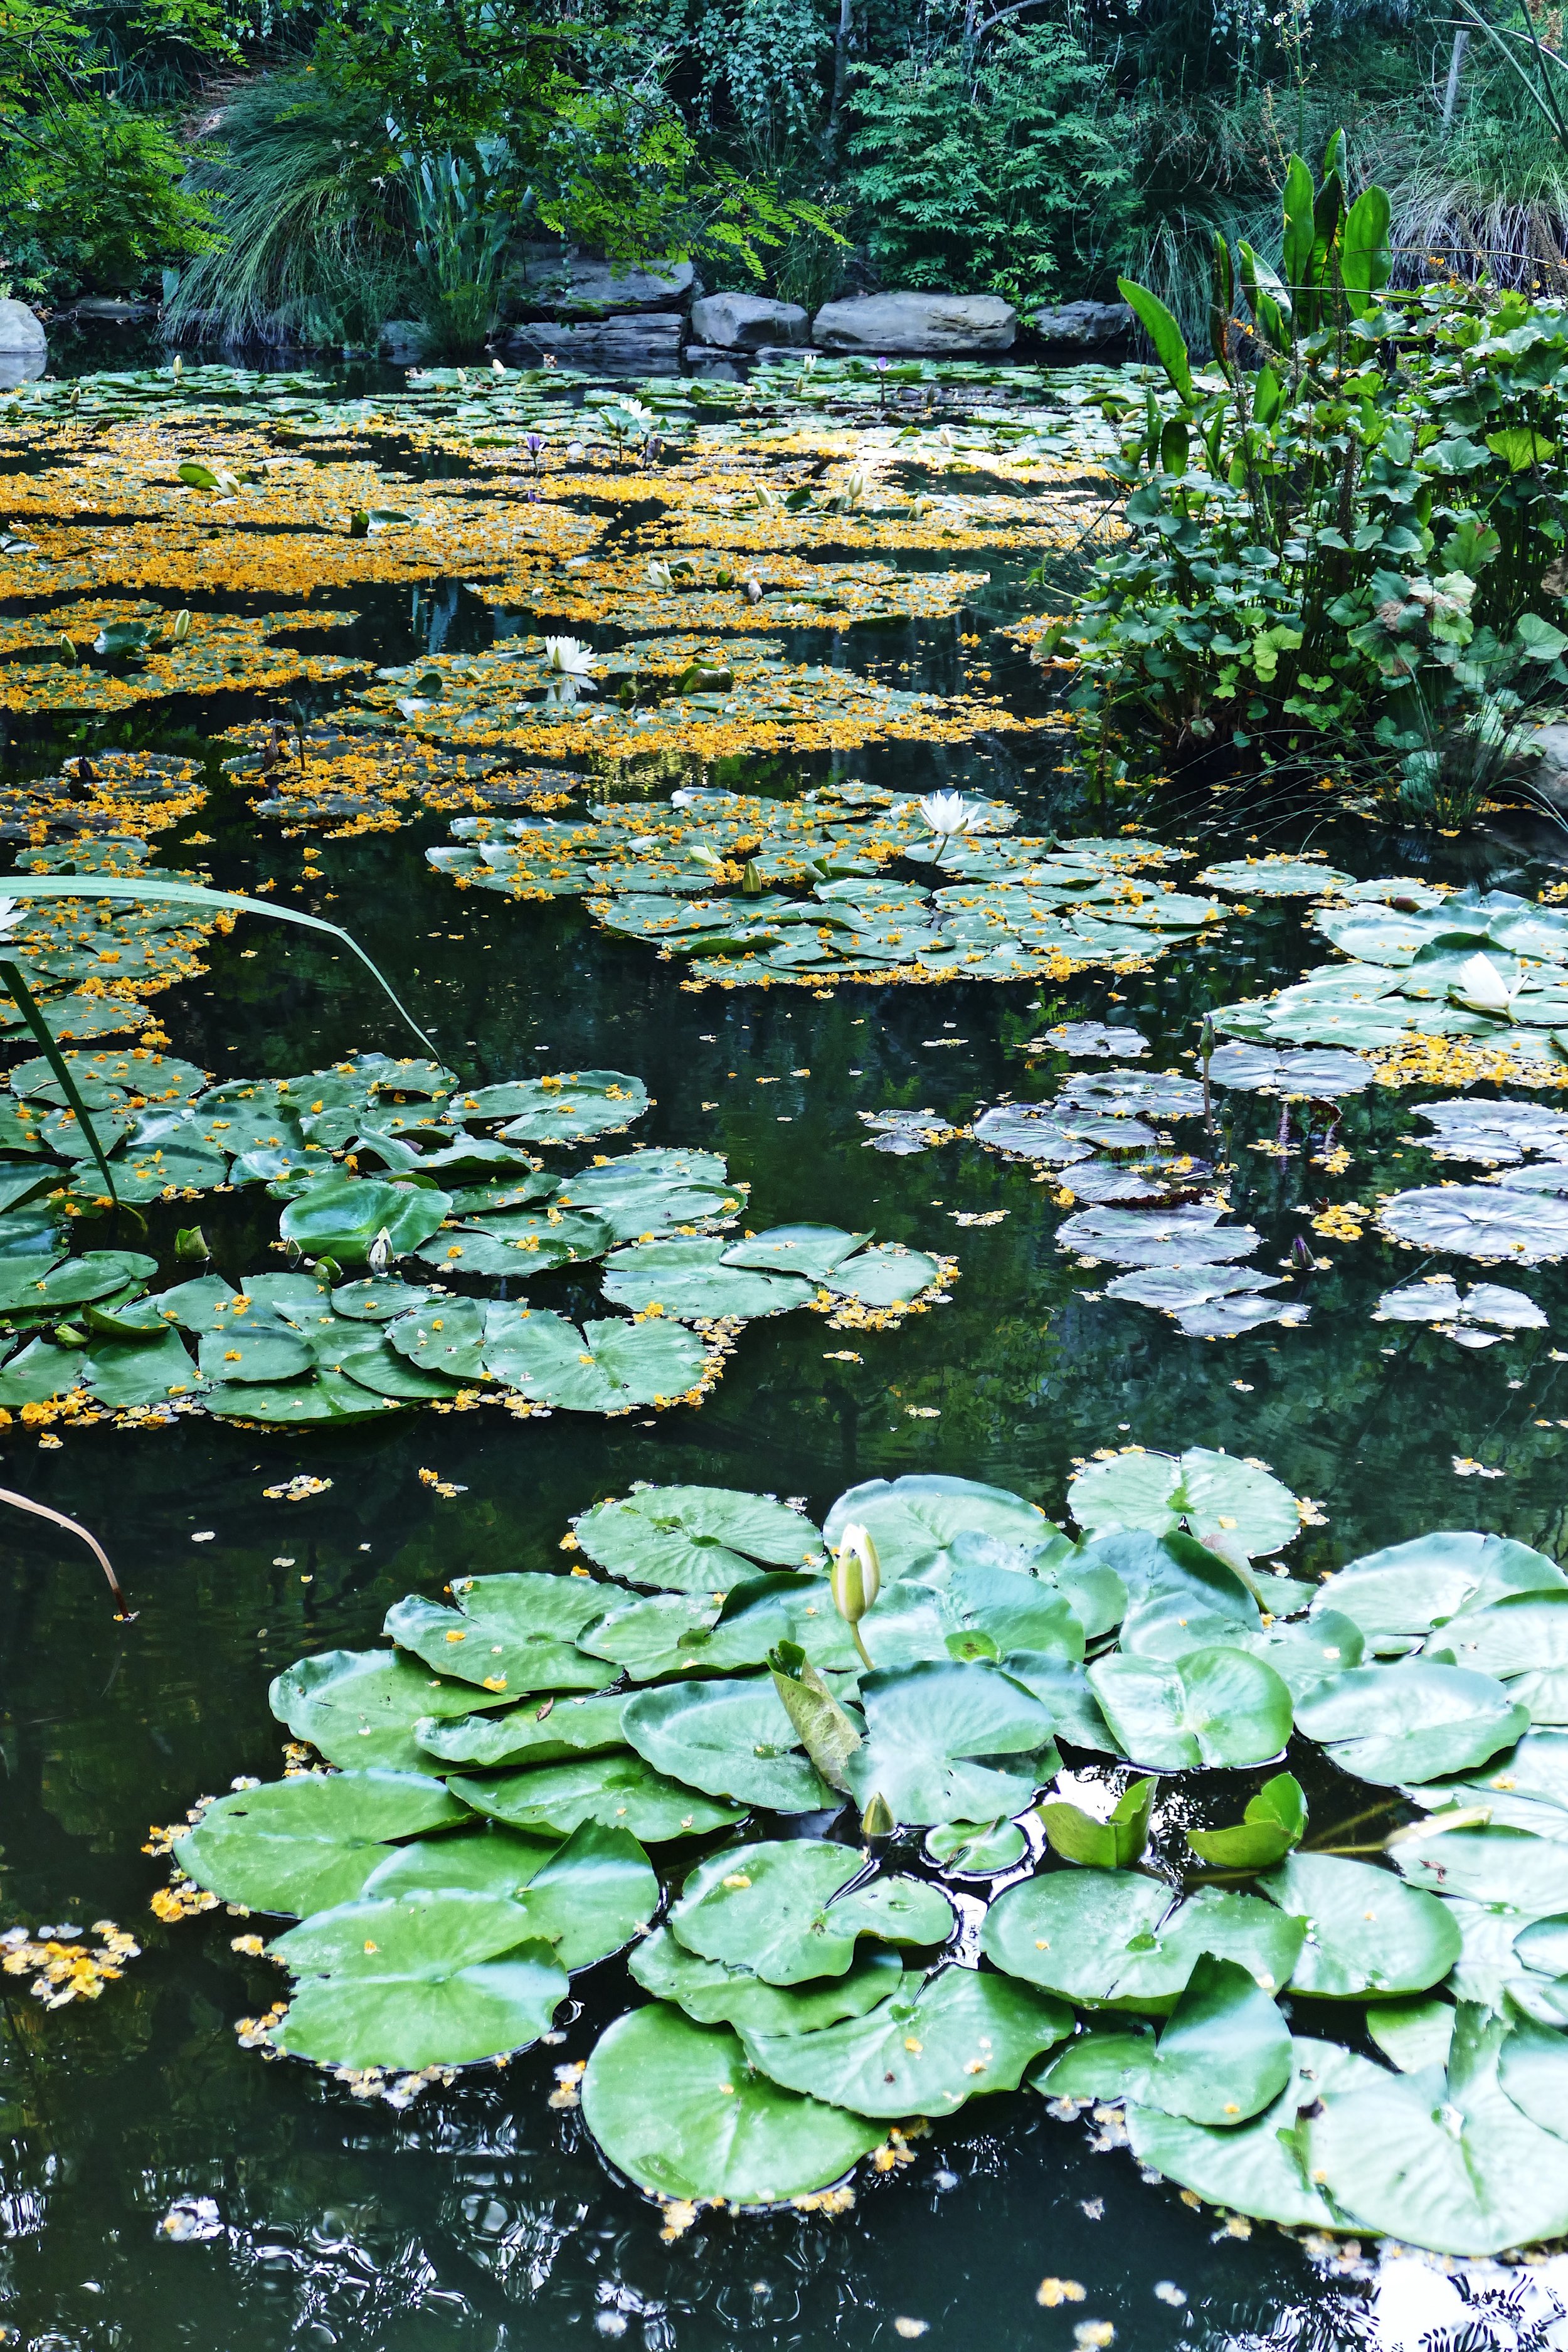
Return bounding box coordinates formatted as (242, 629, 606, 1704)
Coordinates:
(163, 74, 413, 348)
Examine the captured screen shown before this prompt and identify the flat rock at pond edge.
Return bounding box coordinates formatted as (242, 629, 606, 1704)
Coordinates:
(502, 316, 684, 362)
(690, 292, 810, 349)
(1029, 299, 1134, 346)
(811, 292, 1018, 354)
(516, 255, 698, 315)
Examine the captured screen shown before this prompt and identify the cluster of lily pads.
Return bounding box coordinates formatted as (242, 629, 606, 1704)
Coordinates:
(0, 1056, 945, 1426)
(0, 836, 223, 1041)
(164, 1453, 1568, 2255)
(430, 792, 1226, 990)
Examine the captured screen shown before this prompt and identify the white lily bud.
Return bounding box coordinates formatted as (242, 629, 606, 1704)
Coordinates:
(830, 1522, 881, 1623)
(368, 1227, 393, 1276)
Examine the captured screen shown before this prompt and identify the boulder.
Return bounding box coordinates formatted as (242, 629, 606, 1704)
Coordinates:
(811, 292, 1016, 354)
(1525, 723, 1568, 802)
(69, 295, 154, 325)
(0, 297, 46, 389)
(378, 319, 431, 364)
(504, 314, 682, 364)
(518, 255, 697, 317)
(1029, 298, 1133, 346)
(690, 292, 809, 350)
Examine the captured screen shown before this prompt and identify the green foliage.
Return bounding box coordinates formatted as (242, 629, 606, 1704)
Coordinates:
(0, 95, 210, 298)
(1056, 136, 1568, 822)
(847, 27, 1137, 310)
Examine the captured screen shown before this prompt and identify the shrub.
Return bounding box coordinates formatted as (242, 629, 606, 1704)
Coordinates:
(0, 97, 211, 300)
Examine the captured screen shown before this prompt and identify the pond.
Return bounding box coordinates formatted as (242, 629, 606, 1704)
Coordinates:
(4, 346, 1568, 2352)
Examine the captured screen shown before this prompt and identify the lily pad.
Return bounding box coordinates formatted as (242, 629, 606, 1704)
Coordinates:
(1260, 1851, 1461, 1997)
(480, 1309, 712, 1411)
(385, 1572, 614, 1697)
(271, 1648, 508, 1771)
(822, 1475, 1053, 1582)
(476, 1071, 649, 1143)
(1296, 1661, 1528, 1784)
(1380, 1185, 1568, 1263)
(174, 1769, 466, 1916)
(667, 1842, 955, 1984)
(415, 1692, 629, 1768)
(280, 1173, 452, 1265)
(1036, 1952, 1291, 2123)
(1068, 1446, 1300, 1559)
(573, 1485, 822, 1594)
(1087, 1647, 1293, 1770)
(842, 1659, 1057, 1827)
(1124, 2038, 1385, 2228)
(739, 1963, 1071, 2117)
(982, 1870, 1304, 2010)
(448, 1752, 746, 1842)
(630, 1927, 904, 2034)
(622, 1675, 837, 1812)
(601, 1237, 813, 1320)
(580, 2005, 884, 2201)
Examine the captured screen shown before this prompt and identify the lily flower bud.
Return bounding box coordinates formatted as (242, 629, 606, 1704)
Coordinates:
(830, 1521, 880, 1623)
(860, 1792, 894, 1838)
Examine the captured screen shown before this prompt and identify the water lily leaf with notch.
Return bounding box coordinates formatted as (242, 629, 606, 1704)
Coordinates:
(578, 1590, 723, 1680)
(416, 1692, 629, 1768)
(480, 1308, 711, 1411)
(721, 1224, 871, 1281)
(0, 1248, 156, 1318)
(553, 1150, 743, 1242)
(317, 1330, 467, 1402)
(272, 1647, 513, 1771)
(173, 1768, 466, 1916)
(416, 1219, 603, 1278)
(360, 1821, 560, 1901)
(1198, 859, 1354, 896)
(280, 1173, 452, 1264)
(822, 1243, 943, 1306)
(0, 1337, 88, 1405)
(924, 1819, 1029, 1872)
(1259, 1851, 1459, 1996)
(479, 1820, 657, 1972)
(1311, 1531, 1564, 1654)
(823, 1474, 1053, 1582)
(1304, 2003, 1568, 2255)
(1000, 1653, 1120, 1752)
(580, 2005, 884, 2203)
(85, 1323, 203, 1407)
(1036, 1952, 1291, 2123)
(1365, 1998, 1456, 2072)
(1057, 1205, 1259, 1269)
(269, 1890, 568, 2071)
(573, 1484, 822, 1594)
(630, 1926, 904, 2035)
(623, 1675, 837, 1812)
(1427, 1591, 1568, 1723)
(196, 1327, 314, 1385)
(670, 1577, 853, 1675)
(601, 1237, 813, 1320)
(668, 1842, 954, 1984)
(386, 1295, 492, 1382)
(741, 1963, 1071, 2118)
(386, 1572, 616, 1697)
(1087, 1648, 1293, 1770)
(842, 1659, 1058, 1827)
(1188, 1772, 1307, 1870)
(982, 1870, 1304, 2011)
(462, 1071, 649, 1143)
(1125, 2038, 1384, 2228)
(1380, 1185, 1568, 1263)
(1068, 1447, 1299, 1559)
(1295, 1661, 1527, 1784)
(331, 1277, 442, 1322)
(1207, 1043, 1372, 1095)
(448, 1752, 746, 1842)
(1391, 1825, 1568, 1915)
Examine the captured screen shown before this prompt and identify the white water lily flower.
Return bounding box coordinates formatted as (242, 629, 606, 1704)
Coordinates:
(1451, 952, 1520, 1016)
(918, 791, 987, 840)
(368, 1227, 394, 1276)
(543, 637, 600, 703)
(0, 898, 21, 937)
(688, 843, 725, 871)
(645, 559, 674, 590)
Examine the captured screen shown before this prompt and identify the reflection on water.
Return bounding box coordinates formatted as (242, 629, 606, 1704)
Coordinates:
(4, 347, 1568, 2352)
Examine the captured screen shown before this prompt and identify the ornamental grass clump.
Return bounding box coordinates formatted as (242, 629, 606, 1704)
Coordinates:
(1052, 129, 1568, 824)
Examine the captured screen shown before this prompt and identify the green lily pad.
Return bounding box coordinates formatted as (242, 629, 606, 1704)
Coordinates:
(1380, 1185, 1568, 1263)
(415, 1692, 629, 1769)
(601, 1237, 813, 1320)
(1313, 1532, 1564, 1654)
(1295, 1661, 1527, 1784)
(573, 1485, 823, 1594)
(630, 1926, 904, 2034)
(385, 1572, 614, 1696)
(1037, 1952, 1291, 2123)
(1068, 1447, 1300, 1559)
(480, 1309, 712, 1411)
(842, 1659, 1057, 1827)
(622, 1675, 837, 1812)
(474, 1820, 658, 1972)
(1496, 2000, 1568, 2137)
(580, 2005, 884, 2201)
(1187, 1772, 1306, 1870)
(1391, 1825, 1568, 1915)
(1429, 1591, 1568, 1722)
(359, 1823, 559, 1900)
(553, 1149, 743, 1242)
(84, 1325, 202, 1407)
(668, 1841, 955, 1984)
(822, 1475, 1054, 1582)
(924, 1820, 1030, 1873)
(474, 1071, 649, 1143)
(174, 1769, 466, 1916)
(578, 1591, 723, 1679)
(272, 1648, 508, 1771)
(195, 1327, 314, 1385)
(722, 1225, 871, 1281)
(279, 1173, 452, 1265)
(270, 1890, 568, 2070)
(1124, 2038, 1384, 2227)
(1260, 1851, 1460, 1997)
(1087, 1647, 1293, 1770)
(448, 1752, 746, 1842)
(981, 1870, 1303, 2011)
(822, 1245, 943, 1306)
(740, 1963, 1072, 2118)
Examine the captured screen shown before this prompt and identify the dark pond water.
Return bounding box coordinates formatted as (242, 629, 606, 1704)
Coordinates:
(3, 347, 1567, 2352)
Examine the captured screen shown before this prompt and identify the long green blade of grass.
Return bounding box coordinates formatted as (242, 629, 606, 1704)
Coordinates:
(0, 879, 441, 1061)
(0, 958, 120, 1205)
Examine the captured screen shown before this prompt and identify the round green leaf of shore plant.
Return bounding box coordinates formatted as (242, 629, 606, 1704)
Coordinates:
(1124, 2039, 1384, 2228)
(1037, 1952, 1291, 2124)
(580, 2005, 884, 2202)
(601, 1237, 813, 1320)
(1087, 1646, 1293, 1770)
(270, 1890, 568, 2070)
(173, 1769, 465, 1916)
(622, 1675, 837, 1812)
(822, 1475, 1053, 1583)
(842, 1659, 1057, 1826)
(448, 1752, 745, 1842)
(272, 1648, 507, 1771)
(740, 1963, 1071, 2118)
(630, 1927, 904, 2035)
(573, 1485, 823, 1594)
(386, 1572, 614, 1696)
(668, 1842, 954, 1985)
(982, 1870, 1303, 2010)
(1295, 1661, 1527, 1784)
(416, 1693, 630, 1769)
(1260, 1851, 1461, 1997)
(1303, 2006, 1568, 2255)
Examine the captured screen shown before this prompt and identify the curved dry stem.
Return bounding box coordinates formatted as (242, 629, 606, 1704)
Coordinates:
(0, 1486, 130, 1616)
